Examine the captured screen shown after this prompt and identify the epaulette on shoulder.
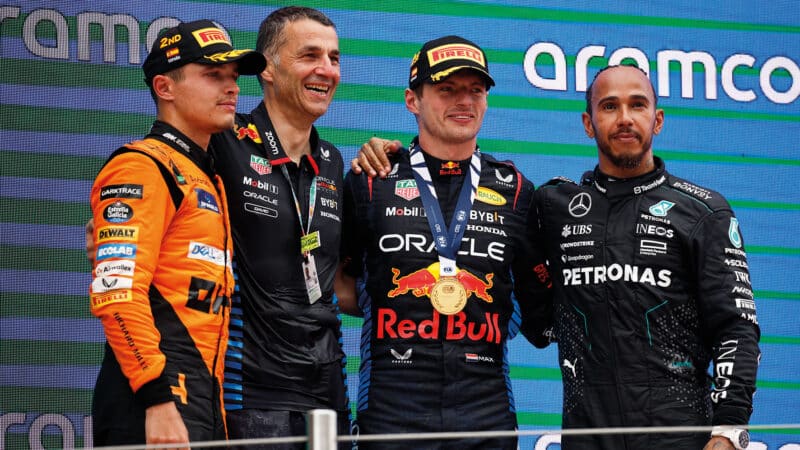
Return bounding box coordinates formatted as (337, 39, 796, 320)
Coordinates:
(667, 174, 729, 210)
(542, 175, 575, 187)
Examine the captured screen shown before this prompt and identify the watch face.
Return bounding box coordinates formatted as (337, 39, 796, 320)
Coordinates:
(738, 430, 750, 448)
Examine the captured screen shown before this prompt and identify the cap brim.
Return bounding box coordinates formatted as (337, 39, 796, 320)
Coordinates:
(431, 65, 495, 87)
(199, 49, 266, 75)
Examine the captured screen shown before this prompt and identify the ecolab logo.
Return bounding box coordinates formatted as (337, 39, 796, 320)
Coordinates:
(96, 243, 136, 261)
(563, 264, 671, 287)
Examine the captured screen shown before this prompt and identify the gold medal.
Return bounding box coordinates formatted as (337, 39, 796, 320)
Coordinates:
(430, 277, 467, 315)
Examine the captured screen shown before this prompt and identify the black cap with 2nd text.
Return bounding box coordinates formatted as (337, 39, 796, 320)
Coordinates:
(143, 19, 266, 84)
(409, 35, 495, 89)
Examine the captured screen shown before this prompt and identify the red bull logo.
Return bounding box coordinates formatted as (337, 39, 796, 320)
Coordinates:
(456, 269, 493, 303)
(388, 263, 494, 303)
(439, 161, 462, 176)
(235, 123, 262, 143)
(388, 267, 437, 297)
(378, 308, 501, 344)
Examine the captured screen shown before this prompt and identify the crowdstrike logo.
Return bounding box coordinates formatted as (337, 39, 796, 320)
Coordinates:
(568, 192, 592, 218)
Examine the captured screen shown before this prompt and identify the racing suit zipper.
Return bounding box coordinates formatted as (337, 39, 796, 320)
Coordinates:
(605, 196, 631, 449)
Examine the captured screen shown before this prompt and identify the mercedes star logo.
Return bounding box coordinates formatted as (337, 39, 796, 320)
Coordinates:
(568, 192, 592, 218)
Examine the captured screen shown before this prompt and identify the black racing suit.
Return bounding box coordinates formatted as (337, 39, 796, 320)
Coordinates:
(534, 157, 760, 449)
(210, 103, 349, 434)
(341, 143, 552, 450)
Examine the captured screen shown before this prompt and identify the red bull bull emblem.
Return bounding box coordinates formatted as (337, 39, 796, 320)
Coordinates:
(439, 161, 462, 176)
(235, 123, 262, 143)
(388, 263, 494, 315)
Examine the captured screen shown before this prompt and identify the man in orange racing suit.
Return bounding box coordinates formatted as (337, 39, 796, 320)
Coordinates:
(88, 20, 264, 447)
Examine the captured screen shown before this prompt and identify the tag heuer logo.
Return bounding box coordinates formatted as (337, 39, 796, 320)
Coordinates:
(395, 179, 419, 201)
(250, 155, 271, 175)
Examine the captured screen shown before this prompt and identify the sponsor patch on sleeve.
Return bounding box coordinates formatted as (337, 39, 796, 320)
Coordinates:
(91, 276, 134, 294)
(195, 189, 220, 213)
(103, 201, 134, 223)
(95, 260, 136, 277)
(97, 226, 139, 243)
(91, 290, 133, 310)
(96, 243, 137, 261)
(99, 184, 143, 200)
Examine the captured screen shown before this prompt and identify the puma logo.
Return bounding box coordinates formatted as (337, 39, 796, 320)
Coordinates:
(562, 358, 577, 378)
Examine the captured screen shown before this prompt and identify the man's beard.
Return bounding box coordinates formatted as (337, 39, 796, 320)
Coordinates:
(595, 125, 651, 172)
(599, 143, 647, 170)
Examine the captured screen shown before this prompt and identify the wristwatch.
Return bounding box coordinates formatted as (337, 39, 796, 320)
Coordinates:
(711, 426, 750, 449)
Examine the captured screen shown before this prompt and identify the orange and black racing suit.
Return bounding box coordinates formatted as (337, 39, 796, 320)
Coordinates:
(89, 121, 234, 444)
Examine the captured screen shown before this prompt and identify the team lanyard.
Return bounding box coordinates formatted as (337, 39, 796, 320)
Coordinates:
(409, 140, 481, 278)
(281, 164, 317, 256)
(250, 105, 319, 257)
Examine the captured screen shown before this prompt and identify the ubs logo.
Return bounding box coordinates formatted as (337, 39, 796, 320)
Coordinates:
(568, 192, 592, 218)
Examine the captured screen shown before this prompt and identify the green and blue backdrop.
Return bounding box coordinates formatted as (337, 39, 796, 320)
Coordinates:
(1, 1, 798, 448)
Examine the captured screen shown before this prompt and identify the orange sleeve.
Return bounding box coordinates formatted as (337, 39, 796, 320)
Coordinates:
(89, 151, 173, 394)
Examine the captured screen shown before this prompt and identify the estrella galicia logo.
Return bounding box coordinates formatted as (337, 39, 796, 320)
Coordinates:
(100, 184, 143, 201)
(103, 201, 133, 223)
(649, 200, 675, 217)
(729, 217, 743, 248)
(568, 192, 591, 218)
(96, 243, 137, 261)
(196, 189, 220, 213)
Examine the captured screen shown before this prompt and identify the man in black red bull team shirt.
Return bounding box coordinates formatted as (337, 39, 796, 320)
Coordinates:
(336, 35, 553, 450)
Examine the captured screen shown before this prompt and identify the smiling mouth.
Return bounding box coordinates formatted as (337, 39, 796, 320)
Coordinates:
(450, 112, 474, 120)
(306, 83, 330, 94)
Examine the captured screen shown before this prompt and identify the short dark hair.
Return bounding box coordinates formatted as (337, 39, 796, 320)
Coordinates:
(584, 64, 657, 115)
(255, 6, 336, 87)
(147, 66, 185, 105)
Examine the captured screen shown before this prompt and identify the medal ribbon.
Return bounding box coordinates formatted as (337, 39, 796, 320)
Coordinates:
(409, 141, 481, 278)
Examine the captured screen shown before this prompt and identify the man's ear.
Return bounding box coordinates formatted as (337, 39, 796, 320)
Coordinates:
(653, 108, 665, 135)
(151, 74, 175, 101)
(582, 112, 595, 139)
(260, 57, 275, 84)
(405, 88, 420, 115)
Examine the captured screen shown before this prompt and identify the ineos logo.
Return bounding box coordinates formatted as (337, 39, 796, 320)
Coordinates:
(568, 192, 592, 218)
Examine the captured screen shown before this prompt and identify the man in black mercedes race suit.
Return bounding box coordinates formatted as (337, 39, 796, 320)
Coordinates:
(534, 64, 760, 450)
